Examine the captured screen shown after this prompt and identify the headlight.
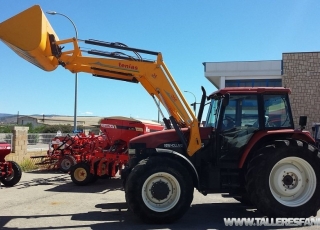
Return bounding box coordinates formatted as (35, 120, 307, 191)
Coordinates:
(128, 149, 136, 155)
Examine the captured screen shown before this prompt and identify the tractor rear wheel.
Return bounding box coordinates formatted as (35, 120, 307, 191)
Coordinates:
(59, 155, 76, 173)
(233, 193, 252, 206)
(246, 139, 320, 217)
(125, 156, 194, 224)
(70, 162, 93, 186)
(0, 161, 22, 187)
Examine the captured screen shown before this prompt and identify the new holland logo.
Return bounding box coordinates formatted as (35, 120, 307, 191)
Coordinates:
(101, 124, 116, 129)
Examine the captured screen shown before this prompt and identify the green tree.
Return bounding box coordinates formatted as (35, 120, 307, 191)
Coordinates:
(0, 125, 13, 133)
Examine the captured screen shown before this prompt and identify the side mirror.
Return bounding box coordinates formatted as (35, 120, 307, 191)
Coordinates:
(299, 116, 307, 131)
(222, 94, 229, 107)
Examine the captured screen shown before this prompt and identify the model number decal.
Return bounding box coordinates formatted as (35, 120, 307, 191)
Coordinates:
(164, 143, 205, 148)
(164, 144, 183, 148)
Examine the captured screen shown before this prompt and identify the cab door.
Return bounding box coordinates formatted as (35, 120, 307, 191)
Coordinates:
(218, 94, 260, 164)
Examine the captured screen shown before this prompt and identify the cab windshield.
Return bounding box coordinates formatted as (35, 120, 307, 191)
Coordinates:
(205, 98, 221, 128)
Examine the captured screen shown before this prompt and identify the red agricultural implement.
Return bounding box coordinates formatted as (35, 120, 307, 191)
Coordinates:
(30, 133, 83, 172)
(0, 141, 22, 186)
(31, 117, 163, 184)
(70, 116, 163, 185)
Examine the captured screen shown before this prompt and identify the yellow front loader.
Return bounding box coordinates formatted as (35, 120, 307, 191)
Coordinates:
(0, 5, 201, 156)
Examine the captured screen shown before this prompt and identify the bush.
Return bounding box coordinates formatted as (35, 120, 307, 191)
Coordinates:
(19, 158, 39, 172)
(0, 125, 14, 133)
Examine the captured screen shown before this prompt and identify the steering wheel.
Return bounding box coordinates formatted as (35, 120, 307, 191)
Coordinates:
(223, 116, 235, 122)
(222, 116, 235, 130)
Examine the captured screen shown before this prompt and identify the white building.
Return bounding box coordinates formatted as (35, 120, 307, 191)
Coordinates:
(203, 60, 282, 89)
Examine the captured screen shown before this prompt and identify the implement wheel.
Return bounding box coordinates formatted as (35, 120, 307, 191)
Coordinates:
(125, 157, 194, 224)
(70, 162, 93, 186)
(246, 139, 320, 217)
(59, 155, 76, 173)
(0, 161, 22, 187)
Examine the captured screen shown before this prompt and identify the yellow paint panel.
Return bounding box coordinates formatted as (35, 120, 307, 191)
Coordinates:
(0, 5, 59, 71)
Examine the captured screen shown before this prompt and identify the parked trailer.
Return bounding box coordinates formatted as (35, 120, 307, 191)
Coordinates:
(0, 141, 22, 186)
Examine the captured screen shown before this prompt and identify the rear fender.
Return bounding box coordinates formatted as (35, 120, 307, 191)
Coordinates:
(239, 129, 316, 168)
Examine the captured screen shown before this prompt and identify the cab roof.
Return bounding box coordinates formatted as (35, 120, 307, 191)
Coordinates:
(208, 87, 291, 98)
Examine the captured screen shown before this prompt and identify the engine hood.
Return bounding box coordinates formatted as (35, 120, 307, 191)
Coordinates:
(129, 126, 212, 149)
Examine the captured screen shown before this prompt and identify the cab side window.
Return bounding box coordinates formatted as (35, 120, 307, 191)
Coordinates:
(263, 95, 292, 128)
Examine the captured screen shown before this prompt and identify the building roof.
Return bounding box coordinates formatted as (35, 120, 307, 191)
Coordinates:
(18, 115, 161, 127)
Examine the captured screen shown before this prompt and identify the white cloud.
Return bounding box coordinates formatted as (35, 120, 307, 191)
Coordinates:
(82, 111, 93, 115)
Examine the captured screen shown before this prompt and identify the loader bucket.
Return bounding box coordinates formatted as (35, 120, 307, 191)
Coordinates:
(0, 5, 59, 71)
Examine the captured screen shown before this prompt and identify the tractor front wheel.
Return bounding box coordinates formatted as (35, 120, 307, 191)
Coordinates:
(125, 157, 194, 224)
(70, 162, 93, 186)
(246, 140, 320, 217)
(0, 161, 22, 187)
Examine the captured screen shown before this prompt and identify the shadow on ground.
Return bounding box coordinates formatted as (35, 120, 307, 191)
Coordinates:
(12, 171, 123, 194)
(0, 201, 300, 230)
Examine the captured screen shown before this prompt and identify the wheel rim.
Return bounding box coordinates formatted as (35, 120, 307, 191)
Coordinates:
(142, 172, 181, 212)
(61, 158, 72, 170)
(269, 156, 316, 207)
(4, 170, 14, 181)
(74, 167, 87, 182)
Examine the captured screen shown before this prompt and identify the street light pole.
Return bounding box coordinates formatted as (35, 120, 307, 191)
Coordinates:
(184, 90, 197, 116)
(46, 11, 78, 133)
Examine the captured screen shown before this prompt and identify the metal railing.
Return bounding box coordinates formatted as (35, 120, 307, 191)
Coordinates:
(0, 133, 13, 150)
(27, 133, 67, 151)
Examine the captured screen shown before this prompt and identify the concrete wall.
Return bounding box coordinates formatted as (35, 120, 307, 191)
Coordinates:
(282, 52, 320, 132)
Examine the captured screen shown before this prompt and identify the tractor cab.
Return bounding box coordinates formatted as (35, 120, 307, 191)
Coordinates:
(205, 87, 295, 162)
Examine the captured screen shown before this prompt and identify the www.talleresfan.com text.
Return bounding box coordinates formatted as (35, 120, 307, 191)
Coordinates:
(224, 218, 320, 227)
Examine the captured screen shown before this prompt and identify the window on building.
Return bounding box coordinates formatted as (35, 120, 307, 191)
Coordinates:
(225, 79, 282, 87)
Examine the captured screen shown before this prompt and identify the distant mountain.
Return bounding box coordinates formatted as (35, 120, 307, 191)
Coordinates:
(0, 114, 17, 124)
(0, 113, 16, 118)
(0, 113, 67, 124)
(29, 114, 57, 117)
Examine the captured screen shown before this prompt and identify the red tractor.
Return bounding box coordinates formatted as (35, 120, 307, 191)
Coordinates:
(69, 116, 163, 185)
(0, 141, 22, 187)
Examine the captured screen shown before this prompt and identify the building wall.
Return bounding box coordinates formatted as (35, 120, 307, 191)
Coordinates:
(282, 52, 320, 131)
(204, 60, 282, 89)
(17, 116, 38, 126)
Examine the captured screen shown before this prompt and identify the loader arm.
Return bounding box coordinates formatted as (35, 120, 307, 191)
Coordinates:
(0, 5, 201, 156)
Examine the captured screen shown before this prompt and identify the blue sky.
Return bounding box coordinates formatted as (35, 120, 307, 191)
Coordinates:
(1, 1, 319, 121)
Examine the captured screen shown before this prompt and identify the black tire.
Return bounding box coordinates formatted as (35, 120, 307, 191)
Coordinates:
(70, 162, 93, 186)
(125, 156, 194, 224)
(246, 139, 320, 217)
(1, 161, 22, 187)
(59, 155, 76, 173)
(233, 194, 253, 206)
